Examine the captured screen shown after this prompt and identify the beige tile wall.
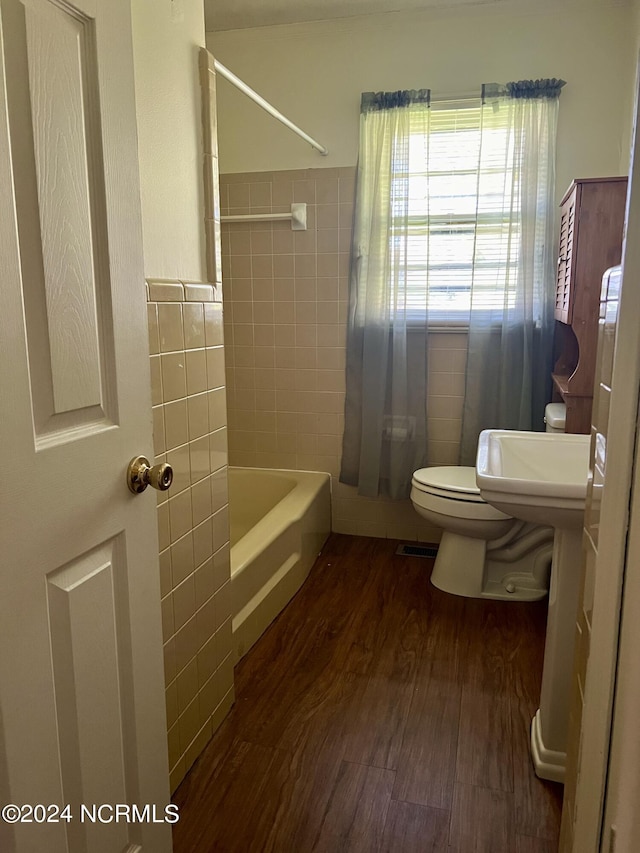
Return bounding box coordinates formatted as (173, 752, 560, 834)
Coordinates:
(559, 270, 619, 851)
(147, 279, 234, 794)
(220, 167, 468, 541)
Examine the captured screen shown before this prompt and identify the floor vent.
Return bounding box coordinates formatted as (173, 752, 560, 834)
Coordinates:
(395, 543, 439, 558)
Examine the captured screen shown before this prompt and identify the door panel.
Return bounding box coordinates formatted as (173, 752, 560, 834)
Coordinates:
(4, 0, 116, 442)
(24, 0, 108, 417)
(47, 537, 130, 841)
(0, 1, 172, 851)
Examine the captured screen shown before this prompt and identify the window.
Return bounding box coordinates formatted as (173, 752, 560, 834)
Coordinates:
(392, 100, 520, 324)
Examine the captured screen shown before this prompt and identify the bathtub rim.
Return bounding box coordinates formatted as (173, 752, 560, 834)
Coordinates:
(228, 466, 331, 576)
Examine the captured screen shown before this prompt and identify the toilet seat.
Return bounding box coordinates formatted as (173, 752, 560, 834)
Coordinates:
(411, 466, 511, 521)
(412, 466, 484, 502)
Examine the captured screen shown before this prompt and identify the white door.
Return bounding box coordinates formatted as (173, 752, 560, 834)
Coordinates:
(0, 1, 172, 851)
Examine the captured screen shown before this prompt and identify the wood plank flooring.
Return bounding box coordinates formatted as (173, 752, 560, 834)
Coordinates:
(173, 534, 563, 852)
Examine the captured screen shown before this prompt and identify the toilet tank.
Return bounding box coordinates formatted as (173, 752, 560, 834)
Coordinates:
(545, 403, 567, 433)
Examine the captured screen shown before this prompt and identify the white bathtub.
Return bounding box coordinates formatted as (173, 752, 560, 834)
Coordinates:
(228, 467, 331, 661)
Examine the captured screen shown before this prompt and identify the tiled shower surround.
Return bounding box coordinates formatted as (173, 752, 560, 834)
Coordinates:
(220, 167, 468, 540)
(147, 280, 234, 793)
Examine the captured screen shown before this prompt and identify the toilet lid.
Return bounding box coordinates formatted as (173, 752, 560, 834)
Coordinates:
(412, 466, 485, 502)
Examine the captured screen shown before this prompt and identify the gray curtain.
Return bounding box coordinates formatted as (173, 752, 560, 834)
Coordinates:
(459, 79, 565, 464)
(340, 90, 431, 499)
(340, 80, 564, 493)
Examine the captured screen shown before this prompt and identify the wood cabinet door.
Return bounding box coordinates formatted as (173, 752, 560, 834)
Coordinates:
(555, 185, 579, 324)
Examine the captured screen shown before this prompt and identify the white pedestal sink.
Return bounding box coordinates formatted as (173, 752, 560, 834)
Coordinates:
(476, 429, 591, 783)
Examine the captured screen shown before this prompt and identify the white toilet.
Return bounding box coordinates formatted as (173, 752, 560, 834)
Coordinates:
(410, 404, 565, 601)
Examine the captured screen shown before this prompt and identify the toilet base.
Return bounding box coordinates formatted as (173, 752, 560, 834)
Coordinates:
(430, 530, 551, 602)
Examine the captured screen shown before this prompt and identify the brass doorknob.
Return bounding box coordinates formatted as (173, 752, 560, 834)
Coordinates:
(127, 456, 173, 494)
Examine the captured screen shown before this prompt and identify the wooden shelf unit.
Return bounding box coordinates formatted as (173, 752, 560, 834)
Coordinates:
(552, 177, 627, 434)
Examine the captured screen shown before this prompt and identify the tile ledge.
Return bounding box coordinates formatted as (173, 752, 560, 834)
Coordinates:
(147, 280, 183, 302)
(146, 279, 219, 303)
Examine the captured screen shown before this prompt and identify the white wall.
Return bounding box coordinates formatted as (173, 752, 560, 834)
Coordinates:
(132, 0, 206, 280)
(208, 3, 635, 201)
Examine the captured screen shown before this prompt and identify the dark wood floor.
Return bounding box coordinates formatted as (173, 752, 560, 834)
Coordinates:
(173, 534, 563, 852)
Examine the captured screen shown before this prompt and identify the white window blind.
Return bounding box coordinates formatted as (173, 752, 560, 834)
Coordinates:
(391, 100, 520, 324)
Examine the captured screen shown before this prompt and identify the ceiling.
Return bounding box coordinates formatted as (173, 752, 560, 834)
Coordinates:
(204, 0, 625, 32)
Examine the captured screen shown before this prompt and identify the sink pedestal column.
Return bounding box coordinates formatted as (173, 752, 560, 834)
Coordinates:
(531, 526, 583, 783)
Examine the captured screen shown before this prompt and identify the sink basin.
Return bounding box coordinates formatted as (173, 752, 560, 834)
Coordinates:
(475, 428, 592, 783)
(476, 429, 591, 528)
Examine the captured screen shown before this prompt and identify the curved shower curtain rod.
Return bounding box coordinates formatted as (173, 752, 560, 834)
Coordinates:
(212, 58, 329, 156)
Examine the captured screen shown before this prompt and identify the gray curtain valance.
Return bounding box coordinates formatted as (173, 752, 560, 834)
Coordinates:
(360, 89, 430, 113)
(483, 79, 566, 101)
(361, 81, 564, 113)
